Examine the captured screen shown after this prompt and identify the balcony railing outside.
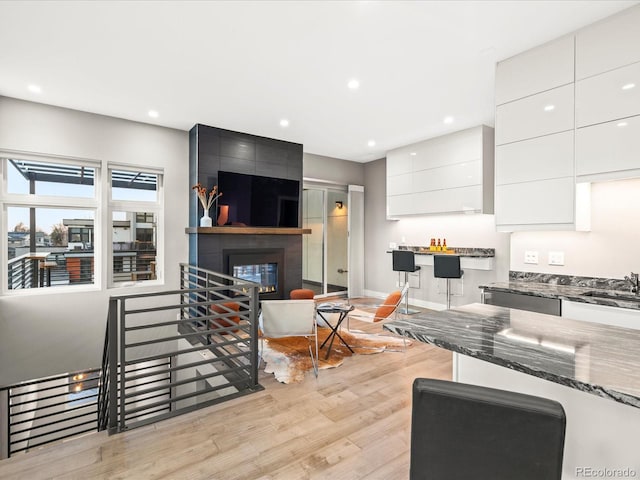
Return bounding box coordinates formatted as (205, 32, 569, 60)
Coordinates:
(7, 247, 158, 289)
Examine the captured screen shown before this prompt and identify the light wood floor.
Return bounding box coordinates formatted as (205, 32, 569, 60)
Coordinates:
(0, 315, 452, 480)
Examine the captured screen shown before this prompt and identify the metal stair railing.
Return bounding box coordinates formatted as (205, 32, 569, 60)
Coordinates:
(98, 263, 261, 434)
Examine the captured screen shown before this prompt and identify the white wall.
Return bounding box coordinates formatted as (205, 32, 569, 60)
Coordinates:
(511, 178, 640, 278)
(0, 97, 189, 386)
(364, 158, 510, 308)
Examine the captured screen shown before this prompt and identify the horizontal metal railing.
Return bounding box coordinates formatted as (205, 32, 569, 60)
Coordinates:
(99, 264, 261, 434)
(1, 367, 101, 457)
(7, 248, 159, 289)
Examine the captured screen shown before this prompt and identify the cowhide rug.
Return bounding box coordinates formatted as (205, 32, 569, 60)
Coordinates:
(260, 327, 409, 384)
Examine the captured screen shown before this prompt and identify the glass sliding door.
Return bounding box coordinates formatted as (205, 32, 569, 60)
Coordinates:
(302, 188, 324, 295)
(302, 185, 348, 297)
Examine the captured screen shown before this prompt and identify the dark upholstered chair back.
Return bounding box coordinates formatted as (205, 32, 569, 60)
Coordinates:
(410, 378, 566, 480)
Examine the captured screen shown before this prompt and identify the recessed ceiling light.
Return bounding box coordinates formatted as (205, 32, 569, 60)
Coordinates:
(443, 116, 454, 124)
(279, 119, 289, 127)
(148, 110, 159, 118)
(28, 84, 42, 94)
(410, 152, 417, 156)
(622, 83, 635, 90)
(367, 140, 376, 147)
(617, 121, 628, 127)
(348, 79, 360, 90)
(544, 105, 555, 112)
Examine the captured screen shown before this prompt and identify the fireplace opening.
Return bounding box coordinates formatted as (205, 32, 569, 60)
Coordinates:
(232, 263, 278, 295)
(224, 248, 285, 300)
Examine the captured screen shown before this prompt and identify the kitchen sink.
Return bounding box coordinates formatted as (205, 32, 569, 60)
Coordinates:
(582, 291, 640, 302)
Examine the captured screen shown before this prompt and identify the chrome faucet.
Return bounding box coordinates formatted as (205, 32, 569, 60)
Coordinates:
(624, 272, 639, 294)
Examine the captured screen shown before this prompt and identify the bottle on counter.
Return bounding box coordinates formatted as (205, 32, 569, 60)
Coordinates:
(442, 238, 447, 252)
(437, 238, 441, 251)
(430, 238, 436, 251)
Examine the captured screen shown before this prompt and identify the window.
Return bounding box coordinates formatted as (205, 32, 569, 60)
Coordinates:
(1, 155, 164, 293)
(2, 157, 98, 291)
(109, 168, 162, 286)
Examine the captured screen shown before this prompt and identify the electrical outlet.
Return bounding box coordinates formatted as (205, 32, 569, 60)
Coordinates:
(524, 251, 539, 264)
(548, 251, 565, 266)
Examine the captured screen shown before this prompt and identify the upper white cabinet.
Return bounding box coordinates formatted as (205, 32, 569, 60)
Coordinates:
(495, 83, 574, 145)
(576, 61, 640, 127)
(575, 5, 640, 80)
(495, 35, 575, 105)
(576, 114, 640, 182)
(496, 131, 574, 185)
(494, 36, 583, 231)
(386, 125, 494, 217)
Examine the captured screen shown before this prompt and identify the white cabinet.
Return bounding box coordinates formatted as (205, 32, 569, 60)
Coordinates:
(494, 41, 579, 231)
(494, 130, 582, 231)
(575, 5, 640, 80)
(496, 178, 575, 228)
(386, 125, 494, 217)
(495, 131, 573, 185)
(562, 300, 640, 330)
(576, 114, 640, 182)
(495, 35, 574, 105)
(495, 83, 574, 145)
(576, 61, 640, 127)
(494, 4, 640, 231)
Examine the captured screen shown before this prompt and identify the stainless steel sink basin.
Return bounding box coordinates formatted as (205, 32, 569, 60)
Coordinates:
(582, 291, 640, 302)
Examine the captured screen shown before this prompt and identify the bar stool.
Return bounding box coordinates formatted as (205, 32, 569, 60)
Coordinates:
(433, 255, 462, 309)
(410, 378, 566, 480)
(392, 250, 420, 314)
(39, 261, 57, 287)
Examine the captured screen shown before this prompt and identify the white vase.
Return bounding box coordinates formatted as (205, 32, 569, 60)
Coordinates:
(200, 209, 213, 227)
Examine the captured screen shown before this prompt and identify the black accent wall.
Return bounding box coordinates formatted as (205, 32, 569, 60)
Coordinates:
(188, 124, 304, 297)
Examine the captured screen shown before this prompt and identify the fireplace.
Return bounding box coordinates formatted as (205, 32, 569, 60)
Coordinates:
(224, 248, 285, 300)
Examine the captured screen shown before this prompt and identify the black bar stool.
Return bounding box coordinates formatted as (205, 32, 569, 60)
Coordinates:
(410, 378, 566, 480)
(433, 255, 462, 309)
(392, 250, 420, 314)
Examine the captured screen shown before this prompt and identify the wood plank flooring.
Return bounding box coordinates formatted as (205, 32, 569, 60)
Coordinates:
(0, 313, 452, 480)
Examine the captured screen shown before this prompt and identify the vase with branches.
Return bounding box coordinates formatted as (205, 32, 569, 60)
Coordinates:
(192, 183, 223, 227)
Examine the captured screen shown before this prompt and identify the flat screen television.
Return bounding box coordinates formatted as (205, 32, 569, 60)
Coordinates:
(217, 171, 300, 227)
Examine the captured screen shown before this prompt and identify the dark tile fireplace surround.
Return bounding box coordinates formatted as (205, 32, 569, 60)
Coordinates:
(188, 124, 305, 299)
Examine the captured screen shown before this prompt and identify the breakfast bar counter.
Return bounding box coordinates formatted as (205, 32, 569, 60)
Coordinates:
(385, 303, 640, 479)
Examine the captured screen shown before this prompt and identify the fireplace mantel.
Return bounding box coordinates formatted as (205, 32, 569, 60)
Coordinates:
(185, 227, 311, 235)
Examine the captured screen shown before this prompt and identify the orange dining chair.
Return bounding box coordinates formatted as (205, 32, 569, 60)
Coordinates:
(210, 301, 242, 334)
(290, 288, 315, 300)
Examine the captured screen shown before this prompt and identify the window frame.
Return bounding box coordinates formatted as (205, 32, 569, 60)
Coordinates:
(0, 151, 101, 294)
(107, 164, 164, 288)
(0, 151, 165, 295)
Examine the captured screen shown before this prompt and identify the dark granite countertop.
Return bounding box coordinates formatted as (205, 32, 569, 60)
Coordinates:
(388, 246, 495, 258)
(481, 281, 640, 310)
(384, 303, 640, 409)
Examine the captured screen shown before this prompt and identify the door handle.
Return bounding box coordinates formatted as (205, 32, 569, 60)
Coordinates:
(337, 268, 348, 274)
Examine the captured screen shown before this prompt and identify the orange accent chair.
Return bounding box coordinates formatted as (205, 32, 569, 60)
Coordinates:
(210, 302, 241, 333)
(289, 288, 315, 300)
(345, 285, 409, 351)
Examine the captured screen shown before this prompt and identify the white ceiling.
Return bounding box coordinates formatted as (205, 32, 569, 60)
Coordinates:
(0, 1, 638, 162)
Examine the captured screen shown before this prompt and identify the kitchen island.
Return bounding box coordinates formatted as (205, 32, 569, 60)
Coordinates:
(385, 303, 640, 479)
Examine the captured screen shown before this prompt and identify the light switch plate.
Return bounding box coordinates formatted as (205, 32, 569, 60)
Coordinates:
(524, 251, 539, 264)
(549, 251, 565, 266)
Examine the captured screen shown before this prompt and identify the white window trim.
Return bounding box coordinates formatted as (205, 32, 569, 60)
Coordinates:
(1, 152, 165, 294)
(106, 164, 164, 289)
(0, 152, 101, 294)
